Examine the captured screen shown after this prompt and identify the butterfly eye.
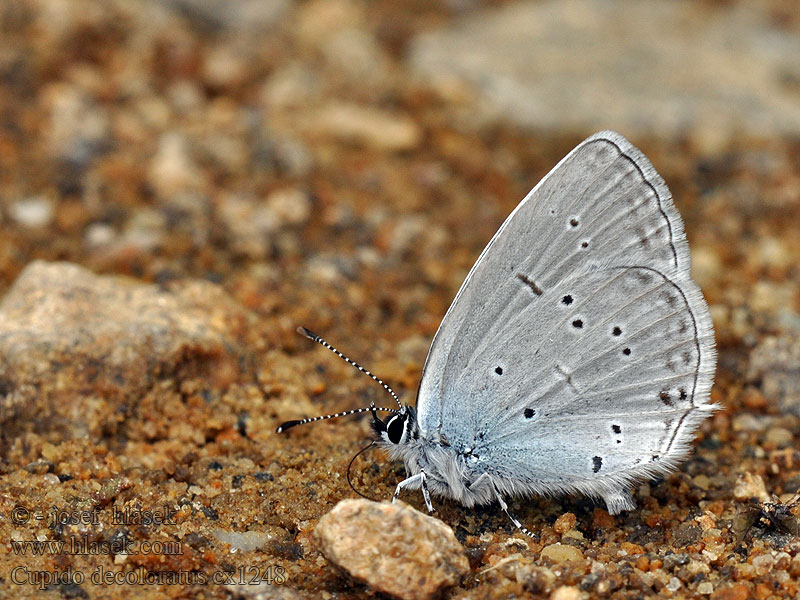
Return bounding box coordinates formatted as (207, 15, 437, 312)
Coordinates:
(386, 415, 406, 444)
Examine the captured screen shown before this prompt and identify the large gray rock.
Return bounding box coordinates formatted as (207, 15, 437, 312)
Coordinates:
(0, 261, 255, 443)
(408, 0, 800, 141)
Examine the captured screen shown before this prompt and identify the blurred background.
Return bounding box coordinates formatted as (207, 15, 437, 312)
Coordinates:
(1, 1, 800, 598)
(1, 0, 798, 343)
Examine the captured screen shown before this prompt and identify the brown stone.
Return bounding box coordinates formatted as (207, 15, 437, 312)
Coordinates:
(711, 584, 750, 600)
(314, 499, 468, 600)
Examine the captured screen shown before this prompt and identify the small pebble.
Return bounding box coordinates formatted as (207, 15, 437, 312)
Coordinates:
(311, 102, 422, 151)
(752, 553, 774, 575)
(43, 473, 60, 485)
(765, 426, 793, 449)
(314, 499, 468, 600)
(696, 511, 716, 530)
(733, 472, 770, 502)
(665, 577, 681, 592)
(697, 581, 714, 595)
(515, 564, 555, 594)
(540, 543, 584, 563)
(202, 45, 248, 89)
(550, 586, 581, 600)
(553, 512, 577, 535)
(84, 223, 116, 247)
(9, 196, 54, 228)
(731, 414, 762, 432)
(711, 583, 749, 600)
(148, 132, 204, 198)
(265, 188, 311, 227)
(212, 528, 273, 553)
(740, 387, 767, 410)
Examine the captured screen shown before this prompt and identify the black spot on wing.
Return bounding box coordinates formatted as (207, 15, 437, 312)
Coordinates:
(592, 456, 603, 473)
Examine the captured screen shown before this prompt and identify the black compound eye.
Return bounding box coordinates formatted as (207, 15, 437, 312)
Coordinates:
(386, 415, 405, 444)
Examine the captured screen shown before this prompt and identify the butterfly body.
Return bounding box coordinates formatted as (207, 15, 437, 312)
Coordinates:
(377, 410, 500, 508)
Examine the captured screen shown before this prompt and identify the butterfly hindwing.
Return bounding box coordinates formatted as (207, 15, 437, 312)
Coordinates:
(469, 265, 711, 485)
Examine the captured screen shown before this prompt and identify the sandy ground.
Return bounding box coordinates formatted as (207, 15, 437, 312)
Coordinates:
(1, 1, 800, 598)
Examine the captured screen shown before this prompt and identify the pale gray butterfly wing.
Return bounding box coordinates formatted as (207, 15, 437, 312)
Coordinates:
(416, 131, 716, 513)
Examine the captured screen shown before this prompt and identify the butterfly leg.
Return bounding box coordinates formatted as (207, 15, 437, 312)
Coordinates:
(467, 472, 530, 534)
(495, 495, 536, 538)
(392, 471, 435, 513)
(482, 474, 535, 538)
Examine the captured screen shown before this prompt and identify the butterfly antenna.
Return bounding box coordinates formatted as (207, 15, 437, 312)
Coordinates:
(276, 405, 397, 433)
(347, 441, 381, 501)
(296, 326, 403, 410)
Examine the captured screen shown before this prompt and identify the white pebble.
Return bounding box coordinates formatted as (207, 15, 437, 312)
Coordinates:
(10, 196, 54, 228)
(697, 581, 713, 595)
(665, 577, 681, 592)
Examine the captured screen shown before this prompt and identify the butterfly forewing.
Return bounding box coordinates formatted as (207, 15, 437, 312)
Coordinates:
(416, 131, 716, 491)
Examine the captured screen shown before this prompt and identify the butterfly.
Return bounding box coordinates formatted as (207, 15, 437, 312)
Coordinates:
(279, 131, 717, 531)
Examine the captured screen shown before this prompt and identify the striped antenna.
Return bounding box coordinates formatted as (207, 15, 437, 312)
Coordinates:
(296, 326, 403, 410)
(276, 405, 398, 433)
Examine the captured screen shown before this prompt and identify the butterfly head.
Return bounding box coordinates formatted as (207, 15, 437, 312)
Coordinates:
(372, 405, 417, 446)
